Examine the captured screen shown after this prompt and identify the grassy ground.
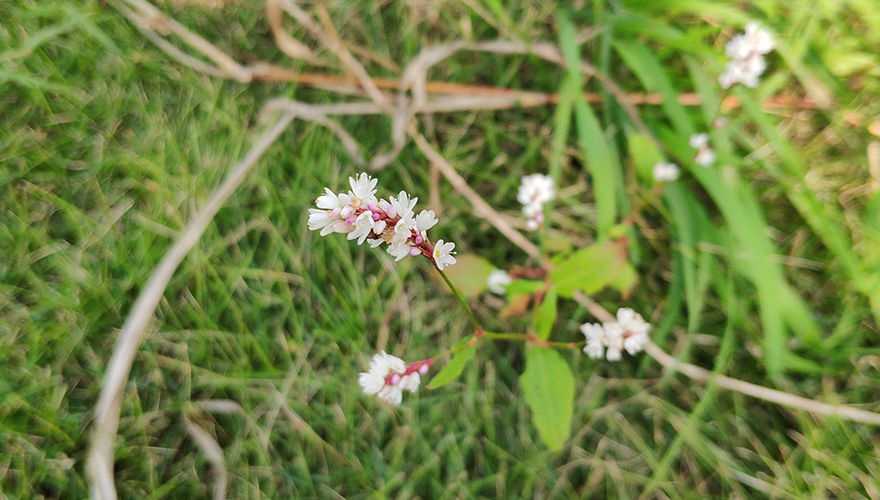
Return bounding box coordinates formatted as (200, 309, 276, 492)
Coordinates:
(2, 0, 880, 498)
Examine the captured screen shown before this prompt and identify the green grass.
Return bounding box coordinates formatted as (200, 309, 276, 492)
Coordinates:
(2, 0, 880, 498)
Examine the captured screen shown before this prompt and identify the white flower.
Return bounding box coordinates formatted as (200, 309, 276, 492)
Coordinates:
(414, 209, 438, 234)
(720, 57, 766, 89)
(603, 322, 624, 361)
(315, 187, 345, 211)
(582, 308, 651, 362)
(307, 208, 336, 234)
(719, 23, 774, 89)
(359, 351, 414, 405)
(652, 162, 680, 182)
(398, 372, 421, 393)
(580, 323, 605, 360)
(617, 308, 650, 336)
(689, 133, 709, 149)
(390, 191, 418, 221)
(742, 22, 775, 55)
(522, 202, 543, 219)
(617, 308, 650, 355)
(517, 174, 556, 207)
(689, 133, 715, 167)
(486, 269, 512, 295)
(349, 172, 379, 204)
(433, 239, 457, 270)
(392, 212, 416, 244)
(359, 351, 406, 394)
(517, 174, 555, 230)
(694, 148, 717, 167)
(624, 332, 648, 356)
(377, 385, 403, 405)
(347, 211, 376, 245)
(387, 240, 413, 261)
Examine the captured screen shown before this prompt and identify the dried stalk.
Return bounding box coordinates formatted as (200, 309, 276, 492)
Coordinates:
(183, 416, 228, 500)
(572, 291, 880, 426)
(87, 109, 298, 500)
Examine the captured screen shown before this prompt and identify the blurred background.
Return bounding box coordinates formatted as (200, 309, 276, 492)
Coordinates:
(2, 0, 879, 498)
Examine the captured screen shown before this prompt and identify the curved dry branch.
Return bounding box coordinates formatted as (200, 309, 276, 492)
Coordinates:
(571, 291, 880, 427)
(87, 109, 298, 500)
(642, 341, 880, 426)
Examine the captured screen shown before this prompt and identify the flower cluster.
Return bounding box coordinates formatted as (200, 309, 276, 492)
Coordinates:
(580, 308, 650, 361)
(308, 173, 457, 270)
(719, 22, 775, 89)
(689, 133, 716, 167)
(358, 351, 432, 404)
(517, 174, 556, 231)
(652, 162, 680, 182)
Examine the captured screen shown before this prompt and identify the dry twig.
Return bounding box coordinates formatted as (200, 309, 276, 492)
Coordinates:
(571, 291, 880, 426)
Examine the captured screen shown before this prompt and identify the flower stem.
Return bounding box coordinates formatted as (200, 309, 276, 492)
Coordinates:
(437, 268, 482, 333)
(484, 331, 585, 349)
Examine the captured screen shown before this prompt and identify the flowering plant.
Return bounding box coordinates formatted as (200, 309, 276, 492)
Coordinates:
(308, 171, 647, 448)
(302, 21, 880, 453)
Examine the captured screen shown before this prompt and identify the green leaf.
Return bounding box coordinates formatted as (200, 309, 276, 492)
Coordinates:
(550, 240, 636, 298)
(613, 40, 694, 137)
(520, 348, 574, 451)
(439, 254, 495, 298)
(628, 133, 665, 183)
(428, 340, 477, 389)
(533, 285, 557, 341)
(557, 12, 621, 236)
(505, 279, 544, 295)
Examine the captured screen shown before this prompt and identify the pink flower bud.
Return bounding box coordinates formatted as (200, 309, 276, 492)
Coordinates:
(390, 374, 401, 385)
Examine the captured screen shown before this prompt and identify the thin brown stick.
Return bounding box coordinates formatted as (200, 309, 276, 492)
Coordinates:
(571, 291, 880, 426)
(277, 0, 393, 113)
(87, 109, 298, 500)
(113, 0, 821, 113)
(113, 0, 253, 81)
(183, 416, 228, 500)
(641, 341, 880, 426)
(410, 129, 541, 259)
(265, 0, 326, 66)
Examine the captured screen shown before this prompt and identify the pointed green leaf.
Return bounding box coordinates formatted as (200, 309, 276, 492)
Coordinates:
(558, 12, 621, 236)
(629, 133, 665, 183)
(505, 279, 544, 295)
(533, 285, 557, 341)
(550, 240, 636, 297)
(520, 348, 574, 450)
(427, 340, 477, 389)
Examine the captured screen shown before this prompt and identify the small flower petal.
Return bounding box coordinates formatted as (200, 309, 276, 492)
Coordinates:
(433, 239, 457, 270)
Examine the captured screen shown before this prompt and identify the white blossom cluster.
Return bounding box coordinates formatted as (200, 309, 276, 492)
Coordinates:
(517, 174, 556, 231)
(719, 22, 775, 89)
(689, 133, 716, 167)
(652, 162, 680, 182)
(308, 173, 457, 270)
(358, 351, 430, 405)
(580, 308, 650, 361)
